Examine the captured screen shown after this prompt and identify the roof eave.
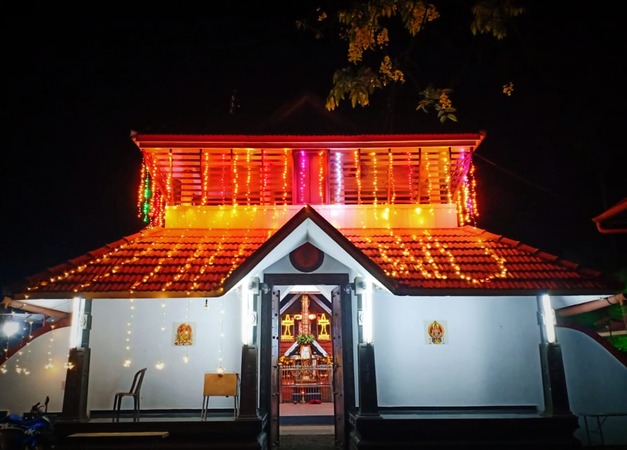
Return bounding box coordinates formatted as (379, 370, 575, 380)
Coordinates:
(13, 289, 226, 301)
(131, 131, 486, 150)
(393, 287, 619, 297)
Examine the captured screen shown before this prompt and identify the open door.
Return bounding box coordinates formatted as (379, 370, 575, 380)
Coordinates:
(331, 285, 346, 448)
(264, 275, 353, 450)
(270, 287, 281, 448)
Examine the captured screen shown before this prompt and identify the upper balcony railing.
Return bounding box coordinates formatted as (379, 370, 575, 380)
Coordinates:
(133, 133, 485, 227)
(142, 147, 472, 206)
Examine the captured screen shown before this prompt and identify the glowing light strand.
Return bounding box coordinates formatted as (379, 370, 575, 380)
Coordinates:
(123, 299, 134, 367)
(354, 150, 362, 204)
(408, 150, 415, 203)
(147, 155, 165, 227)
(217, 298, 225, 372)
(282, 149, 289, 205)
(371, 151, 378, 206)
(361, 230, 507, 284)
(298, 150, 307, 204)
(201, 150, 210, 205)
(166, 149, 173, 206)
(388, 149, 396, 204)
(245, 148, 252, 206)
(261, 149, 267, 205)
(318, 150, 325, 202)
(443, 150, 452, 203)
(334, 152, 343, 204)
(221, 153, 227, 205)
(232, 151, 239, 206)
(155, 301, 166, 370)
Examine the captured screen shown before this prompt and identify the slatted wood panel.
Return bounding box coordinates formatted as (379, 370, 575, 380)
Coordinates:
(449, 147, 473, 195)
(328, 148, 446, 205)
(144, 148, 293, 206)
(143, 146, 471, 207)
(418, 148, 451, 204)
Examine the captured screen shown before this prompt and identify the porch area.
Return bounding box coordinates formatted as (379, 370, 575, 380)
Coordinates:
(45, 405, 591, 450)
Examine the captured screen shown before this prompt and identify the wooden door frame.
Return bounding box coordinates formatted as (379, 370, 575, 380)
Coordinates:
(260, 273, 354, 449)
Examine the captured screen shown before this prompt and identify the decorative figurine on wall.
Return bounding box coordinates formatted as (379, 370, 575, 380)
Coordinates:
(174, 322, 194, 346)
(425, 320, 447, 345)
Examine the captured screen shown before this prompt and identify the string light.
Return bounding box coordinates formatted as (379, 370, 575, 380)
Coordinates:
(298, 150, 307, 204)
(360, 230, 507, 284)
(318, 150, 325, 202)
(456, 156, 479, 226)
(166, 149, 174, 206)
(201, 149, 210, 205)
(133, 153, 164, 227)
(282, 148, 289, 205)
(261, 149, 267, 204)
(333, 151, 343, 204)
(232, 151, 239, 206)
(220, 152, 227, 204)
(408, 150, 414, 203)
(370, 151, 378, 206)
(136, 143, 474, 219)
(28, 226, 264, 295)
(217, 298, 225, 373)
(245, 148, 252, 205)
(155, 301, 166, 370)
(137, 162, 148, 222)
(424, 150, 432, 203)
(443, 149, 452, 203)
(354, 149, 362, 204)
(388, 149, 396, 204)
(123, 298, 135, 367)
(44, 325, 56, 370)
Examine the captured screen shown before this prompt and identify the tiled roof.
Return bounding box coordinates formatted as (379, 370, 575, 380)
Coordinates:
(9, 214, 618, 300)
(12, 228, 275, 299)
(341, 227, 618, 294)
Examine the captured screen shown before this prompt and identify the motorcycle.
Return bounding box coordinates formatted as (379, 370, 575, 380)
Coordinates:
(0, 397, 55, 450)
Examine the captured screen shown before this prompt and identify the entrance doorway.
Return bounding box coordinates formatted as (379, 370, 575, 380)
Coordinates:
(278, 289, 334, 427)
(260, 274, 354, 450)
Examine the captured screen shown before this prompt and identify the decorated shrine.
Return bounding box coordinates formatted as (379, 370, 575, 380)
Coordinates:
(279, 293, 333, 403)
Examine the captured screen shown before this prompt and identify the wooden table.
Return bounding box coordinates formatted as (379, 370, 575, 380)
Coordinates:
(201, 372, 239, 419)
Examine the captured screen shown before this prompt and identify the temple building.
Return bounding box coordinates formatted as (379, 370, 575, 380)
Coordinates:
(1, 131, 626, 449)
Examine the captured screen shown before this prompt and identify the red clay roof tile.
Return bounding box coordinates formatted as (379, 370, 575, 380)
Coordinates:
(7, 222, 619, 300)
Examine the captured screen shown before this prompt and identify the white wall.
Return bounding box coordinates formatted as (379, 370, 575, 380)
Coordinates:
(87, 294, 243, 412)
(0, 327, 70, 414)
(371, 294, 545, 408)
(558, 327, 627, 446)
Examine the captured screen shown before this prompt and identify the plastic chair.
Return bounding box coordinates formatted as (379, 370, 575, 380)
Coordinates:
(112, 368, 147, 422)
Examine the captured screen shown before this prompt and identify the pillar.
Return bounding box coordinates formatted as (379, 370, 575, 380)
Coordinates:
(357, 343, 379, 417)
(238, 344, 259, 419)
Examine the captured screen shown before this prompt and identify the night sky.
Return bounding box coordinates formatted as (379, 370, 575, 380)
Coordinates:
(2, 2, 626, 291)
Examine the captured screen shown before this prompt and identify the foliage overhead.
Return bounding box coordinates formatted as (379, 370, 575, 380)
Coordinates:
(297, 0, 525, 124)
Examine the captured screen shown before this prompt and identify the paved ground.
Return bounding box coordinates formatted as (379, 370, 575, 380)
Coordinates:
(279, 434, 336, 449)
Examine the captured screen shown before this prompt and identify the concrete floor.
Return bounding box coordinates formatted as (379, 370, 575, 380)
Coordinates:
(280, 401, 334, 436)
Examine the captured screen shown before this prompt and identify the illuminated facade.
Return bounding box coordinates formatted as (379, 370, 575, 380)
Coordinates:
(2, 132, 625, 449)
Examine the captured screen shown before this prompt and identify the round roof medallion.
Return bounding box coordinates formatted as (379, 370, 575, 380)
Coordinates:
(289, 242, 325, 273)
